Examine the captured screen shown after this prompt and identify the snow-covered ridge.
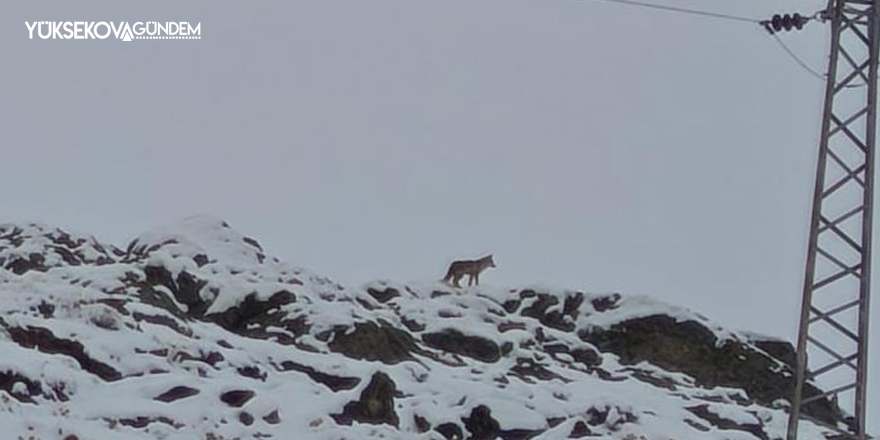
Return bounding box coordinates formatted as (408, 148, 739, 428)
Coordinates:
(0, 217, 850, 440)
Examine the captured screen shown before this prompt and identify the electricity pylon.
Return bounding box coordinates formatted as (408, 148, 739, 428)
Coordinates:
(786, 0, 879, 438)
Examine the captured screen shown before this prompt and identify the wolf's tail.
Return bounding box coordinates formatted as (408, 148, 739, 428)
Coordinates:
(441, 265, 453, 283)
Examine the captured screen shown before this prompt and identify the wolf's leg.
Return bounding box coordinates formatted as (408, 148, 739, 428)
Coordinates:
(474, 273, 479, 286)
(453, 274, 462, 288)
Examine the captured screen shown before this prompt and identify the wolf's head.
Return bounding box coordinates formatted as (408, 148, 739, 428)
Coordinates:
(483, 254, 497, 268)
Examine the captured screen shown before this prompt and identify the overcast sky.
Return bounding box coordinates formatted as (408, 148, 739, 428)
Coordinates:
(2, 0, 877, 434)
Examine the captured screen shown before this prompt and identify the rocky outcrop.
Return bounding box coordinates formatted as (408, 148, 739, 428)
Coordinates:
(328, 321, 419, 364)
(579, 314, 843, 426)
(332, 372, 399, 427)
(0, 218, 853, 440)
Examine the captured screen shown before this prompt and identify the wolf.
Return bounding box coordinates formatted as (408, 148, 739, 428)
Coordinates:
(442, 255, 496, 287)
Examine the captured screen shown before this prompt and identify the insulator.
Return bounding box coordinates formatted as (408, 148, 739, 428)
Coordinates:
(782, 14, 793, 31)
(794, 13, 805, 30)
(772, 14, 783, 32)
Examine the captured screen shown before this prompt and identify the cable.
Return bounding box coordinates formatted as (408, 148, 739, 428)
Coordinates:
(579, 0, 762, 24)
(576, 0, 867, 88)
(770, 33, 827, 81)
(769, 33, 867, 88)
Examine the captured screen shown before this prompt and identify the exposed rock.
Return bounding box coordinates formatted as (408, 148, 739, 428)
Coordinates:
(569, 420, 591, 438)
(590, 293, 621, 312)
(207, 290, 296, 333)
(142, 265, 208, 315)
(154, 386, 200, 403)
(519, 291, 583, 332)
(461, 405, 544, 440)
(7, 326, 121, 381)
(462, 405, 500, 440)
(0, 224, 117, 274)
(511, 357, 568, 383)
(332, 372, 399, 427)
(263, 410, 281, 425)
(278, 360, 360, 391)
(687, 405, 768, 440)
(580, 315, 841, 425)
(220, 389, 255, 408)
(237, 365, 267, 381)
(436, 422, 464, 440)
(328, 321, 418, 364)
(0, 370, 42, 403)
(366, 287, 400, 303)
(239, 411, 254, 426)
(423, 329, 500, 363)
(415, 414, 431, 432)
(752, 338, 797, 369)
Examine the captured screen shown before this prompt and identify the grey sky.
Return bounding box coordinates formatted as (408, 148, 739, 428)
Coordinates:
(1, 0, 877, 434)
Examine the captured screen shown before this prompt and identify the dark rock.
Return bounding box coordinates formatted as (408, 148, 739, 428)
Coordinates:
(328, 321, 418, 364)
(498, 322, 526, 333)
(142, 265, 208, 315)
(278, 360, 360, 391)
(438, 309, 462, 318)
(37, 301, 55, 318)
(520, 292, 582, 332)
(462, 405, 500, 440)
(436, 422, 464, 439)
(415, 414, 431, 433)
(511, 358, 566, 382)
(132, 312, 192, 336)
(520, 290, 537, 299)
(118, 416, 177, 428)
(220, 389, 255, 408)
(501, 342, 514, 357)
(752, 338, 797, 369)
(154, 386, 200, 402)
(207, 290, 296, 333)
(366, 287, 400, 303)
(6, 253, 47, 274)
(562, 292, 585, 317)
(581, 405, 637, 431)
(590, 293, 621, 312)
(239, 411, 254, 426)
(502, 300, 521, 314)
(423, 329, 500, 363)
(192, 253, 209, 267)
(0, 370, 42, 403)
(237, 366, 267, 381)
(263, 409, 281, 424)
(176, 350, 224, 367)
(629, 369, 677, 391)
(547, 417, 565, 428)
(500, 428, 544, 440)
(687, 405, 768, 440)
(579, 314, 841, 426)
(569, 420, 591, 438)
(402, 316, 426, 332)
(242, 236, 264, 252)
(570, 347, 601, 367)
(332, 372, 399, 427)
(7, 325, 121, 381)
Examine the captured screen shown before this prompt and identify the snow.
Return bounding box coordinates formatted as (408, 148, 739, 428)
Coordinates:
(0, 217, 841, 440)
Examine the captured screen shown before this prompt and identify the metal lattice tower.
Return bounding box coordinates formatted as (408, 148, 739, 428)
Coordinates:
(786, 0, 879, 438)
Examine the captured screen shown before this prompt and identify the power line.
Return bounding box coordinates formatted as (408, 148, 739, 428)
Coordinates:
(769, 32, 867, 87)
(579, 0, 762, 24)
(770, 33, 827, 81)
(576, 0, 868, 87)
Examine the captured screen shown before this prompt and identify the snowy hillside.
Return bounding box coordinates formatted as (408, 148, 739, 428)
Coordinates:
(0, 216, 851, 440)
